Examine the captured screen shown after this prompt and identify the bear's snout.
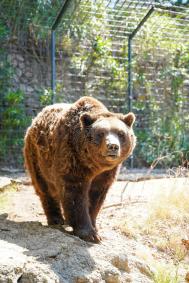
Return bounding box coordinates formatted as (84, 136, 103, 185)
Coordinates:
(105, 133, 120, 157)
(107, 142, 119, 154)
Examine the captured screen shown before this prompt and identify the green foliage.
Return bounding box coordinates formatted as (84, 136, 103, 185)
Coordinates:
(0, 90, 31, 167)
(0, 0, 60, 36)
(39, 88, 53, 106)
(2, 90, 29, 128)
(59, 0, 128, 104)
(0, 0, 59, 164)
(156, 0, 189, 4)
(131, 13, 189, 167)
(152, 264, 180, 283)
(60, 5, 189, 167)
(39, 83, 65, 105)
(0, 18, 9, 40)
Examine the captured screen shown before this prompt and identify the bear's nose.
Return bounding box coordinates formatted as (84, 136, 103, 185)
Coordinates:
(107, 143, 119, 152)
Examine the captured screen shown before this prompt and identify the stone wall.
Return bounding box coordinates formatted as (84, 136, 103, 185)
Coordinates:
(8, 46, 51, 115)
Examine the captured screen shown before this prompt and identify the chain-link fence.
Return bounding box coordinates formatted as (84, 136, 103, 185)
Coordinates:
(0, 0, 189, 170)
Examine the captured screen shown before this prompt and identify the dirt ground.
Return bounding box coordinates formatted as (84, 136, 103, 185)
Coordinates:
(0, 174, 189, 282)
(2, 176, 188, 223)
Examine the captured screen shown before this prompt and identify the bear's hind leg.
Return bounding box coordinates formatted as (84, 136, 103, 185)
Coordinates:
(24, 136, 63, 225)
(40, 182, 64, 226)
(30, 169, 64, 225)
(89, 166, 119, 229)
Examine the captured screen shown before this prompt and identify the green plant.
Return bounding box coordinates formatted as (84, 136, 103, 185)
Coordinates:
(60, 5, 189, 168)
(152, 264, 180, 283)
(0, 90, 31, 167)
(39, 88, 53, 106)
(132, 13, 189, 167)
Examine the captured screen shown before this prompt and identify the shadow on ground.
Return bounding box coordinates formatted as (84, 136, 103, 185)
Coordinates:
(0, 213, 96, 283)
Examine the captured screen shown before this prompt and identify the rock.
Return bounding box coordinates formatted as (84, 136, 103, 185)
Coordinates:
(20, 76, 28, 83)
(112, 254, 130, 273)
(183, 80, 189, 86)
(0, 198, 156, 283)
(13, 74, 19, 83)
(12, 59, 18, 67)
(16, 68, 22, 77)
(185, 272, 189, 282)
(7, 54, 12, 62)
(0, 177, 12, 191)
(105, 274, 120, 283)
(0, 217, 94, 283)
(17, 54, 24, 62)
(32, 80, 39, 85)
(26, 86, 34, 93)
(18, 261, 60, 283)
(76, 273, 103, 283)
(19, 62, 25, 69)
(103, 268, 121, 283)
(0, 240, 27, 282)
(25, 98, 36, 106)
(20, 84, 26, 92)
(76, 277, 90, 283)
(123, 274, 133, 282)
(0, 216, 125, 283)
(25, 72, 33, 78)
(135, 260, 153, 278)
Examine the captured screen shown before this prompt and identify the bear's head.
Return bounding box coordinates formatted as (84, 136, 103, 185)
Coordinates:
(80, 112, 136, 167)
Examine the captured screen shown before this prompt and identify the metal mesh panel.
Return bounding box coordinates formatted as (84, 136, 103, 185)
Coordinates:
(54, 0, 156, 111)
(0, 0, 189, 169)
(53, 0, 189, 168)
(131, 6, 189, 166)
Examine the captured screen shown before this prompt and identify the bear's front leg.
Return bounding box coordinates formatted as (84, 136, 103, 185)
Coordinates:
(89, 166, 119, 230)
(61, 175, 101, 243)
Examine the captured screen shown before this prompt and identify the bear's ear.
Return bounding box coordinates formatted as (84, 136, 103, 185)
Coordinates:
(122, 112, 135, 127)
(80, 113, 97, 127)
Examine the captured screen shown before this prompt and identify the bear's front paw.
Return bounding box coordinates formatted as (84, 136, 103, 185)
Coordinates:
(74, 227, 101, 243)
(47, 216, 64, 226)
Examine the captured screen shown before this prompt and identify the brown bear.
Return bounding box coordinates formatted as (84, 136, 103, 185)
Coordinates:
(24, 96, 136, 243)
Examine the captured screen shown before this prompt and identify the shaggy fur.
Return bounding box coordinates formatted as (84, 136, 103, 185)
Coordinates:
(24, 96, 136, 243)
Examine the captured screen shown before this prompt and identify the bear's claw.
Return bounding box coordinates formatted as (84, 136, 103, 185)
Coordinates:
(74, 228, 101, 244)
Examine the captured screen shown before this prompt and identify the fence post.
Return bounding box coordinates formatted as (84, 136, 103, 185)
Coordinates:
(127, 35, 134, 168)
(50, 0, 71, 104)
(51, 30, 56, 103)
(128, 36, 132, 113)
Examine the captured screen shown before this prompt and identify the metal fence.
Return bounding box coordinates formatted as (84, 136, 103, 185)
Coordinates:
(0, 0, 189, 170)
(51, 0, 189, 168)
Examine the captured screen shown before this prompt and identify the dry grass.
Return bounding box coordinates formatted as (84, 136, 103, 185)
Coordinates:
(0, 183, 18, 212)
(152, 263, 180, 283)
(144, 184, 189, 261)
(118, 177, 189, 282)
(147, 186, 189, 222)
(120, 180, 189, 261)
(134, 245, 183, 282)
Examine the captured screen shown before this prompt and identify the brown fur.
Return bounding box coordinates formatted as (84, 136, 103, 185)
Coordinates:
(24, 96, 136, 242)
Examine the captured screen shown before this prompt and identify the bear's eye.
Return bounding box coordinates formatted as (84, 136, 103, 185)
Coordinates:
(93, 130, 105, 144)
(96, 131, 105, 139)
(118, 131, 125, 141)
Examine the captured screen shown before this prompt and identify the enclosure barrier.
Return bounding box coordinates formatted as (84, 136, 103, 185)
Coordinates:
(0, 0, 188, 169)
